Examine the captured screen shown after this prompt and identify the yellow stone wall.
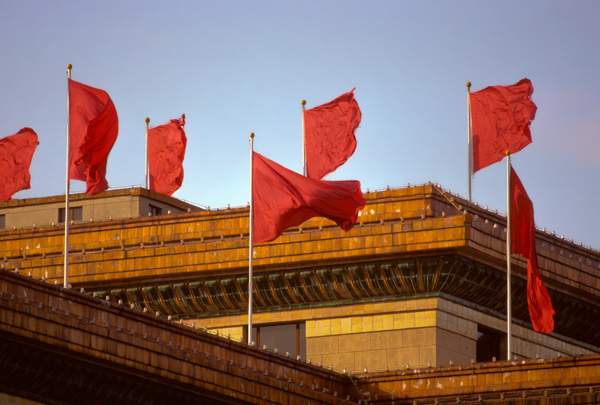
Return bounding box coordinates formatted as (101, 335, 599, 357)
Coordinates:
(187, 296, 596, 373)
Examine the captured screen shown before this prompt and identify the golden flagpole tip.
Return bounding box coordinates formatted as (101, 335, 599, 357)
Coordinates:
(301, 100, 306, 106)
(145, 117, 150, 124)
(506, 150, 511, 156)
(466, 82, 471, 89)
(249, 132, 255, 139)
(67, 64, 72, 69)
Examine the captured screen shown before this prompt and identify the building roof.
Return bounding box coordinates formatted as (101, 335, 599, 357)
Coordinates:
(0, 186, 202, 211)
(1, 184, 600, 349)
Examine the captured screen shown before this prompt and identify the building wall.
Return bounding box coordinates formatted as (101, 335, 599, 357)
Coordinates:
(196, 296, 596, 374)
(0, 187, 201, 230)
(0, 200, 64, 229)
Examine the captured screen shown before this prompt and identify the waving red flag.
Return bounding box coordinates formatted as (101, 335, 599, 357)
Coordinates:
(510, 167, 554, 333)
(471, 79, 537, 172)
(304, 89, 361, 179)
(253, 152, 365, 244)
(0, 128, 39, 201)
(69, 79, 119, 195)
(148, 115, 187, 196)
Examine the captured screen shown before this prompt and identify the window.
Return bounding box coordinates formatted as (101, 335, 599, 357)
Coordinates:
(251, 323, 306, 359)
(476, 325, 506, 362)
(0, 214, 5, 229)
(58, 207, 83, 223)
(149, 204, 162, 216)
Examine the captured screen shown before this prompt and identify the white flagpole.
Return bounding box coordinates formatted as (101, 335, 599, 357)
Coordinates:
(248, 132, 255, 344)
(145, 117, 150, 189)
(506, 151, 512, 360)
(467, 81, 473, 202)
(64, 64, 72, 288)
(301, 100, 307, 176)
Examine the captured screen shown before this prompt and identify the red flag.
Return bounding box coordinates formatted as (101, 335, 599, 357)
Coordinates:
(253, 152, 365, 244)
(148, 115, 187, 196)
(510, 167, 554, 333)
(68, 79, 119, 195)
(0, 128, 39, 201)
(471, 79, 537, 172)
(304, 89, 361, 179)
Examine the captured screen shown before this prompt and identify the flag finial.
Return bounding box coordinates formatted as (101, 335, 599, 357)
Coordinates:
(466, 82, 471, 89)
(67, 64, 72, 70)
(506, 150, 511, 157)
(145, 117, 150, 124)
(301, 100, 306, 106)
(249, 132, 255, 139)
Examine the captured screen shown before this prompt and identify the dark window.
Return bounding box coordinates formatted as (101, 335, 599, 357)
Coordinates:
(251, 323, 306, 359)
(59, 207, 83, 223)
(0, 214, 5, 229)
(476, 325, 506, 362)
(149, 204, 162, 216)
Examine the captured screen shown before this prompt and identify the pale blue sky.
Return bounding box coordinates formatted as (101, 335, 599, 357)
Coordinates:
(1, 1, 599, 248)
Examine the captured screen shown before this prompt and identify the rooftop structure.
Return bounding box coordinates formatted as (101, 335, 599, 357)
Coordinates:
(1, 183, 599, 403)
(3, 268, 600, 405)
(0, 187, 203, 230)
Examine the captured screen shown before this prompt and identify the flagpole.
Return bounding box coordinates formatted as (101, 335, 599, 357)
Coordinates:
(466, 81, 472, 202)
(301, 100, 307, 176)
(506, 151, 512, 360)
(248, 132, 255, 344)
(145, 117, 150, 189)
(64, 64, 72, 288)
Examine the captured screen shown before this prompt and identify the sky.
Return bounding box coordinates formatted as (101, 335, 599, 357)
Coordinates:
(1, 1, 599, 249)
